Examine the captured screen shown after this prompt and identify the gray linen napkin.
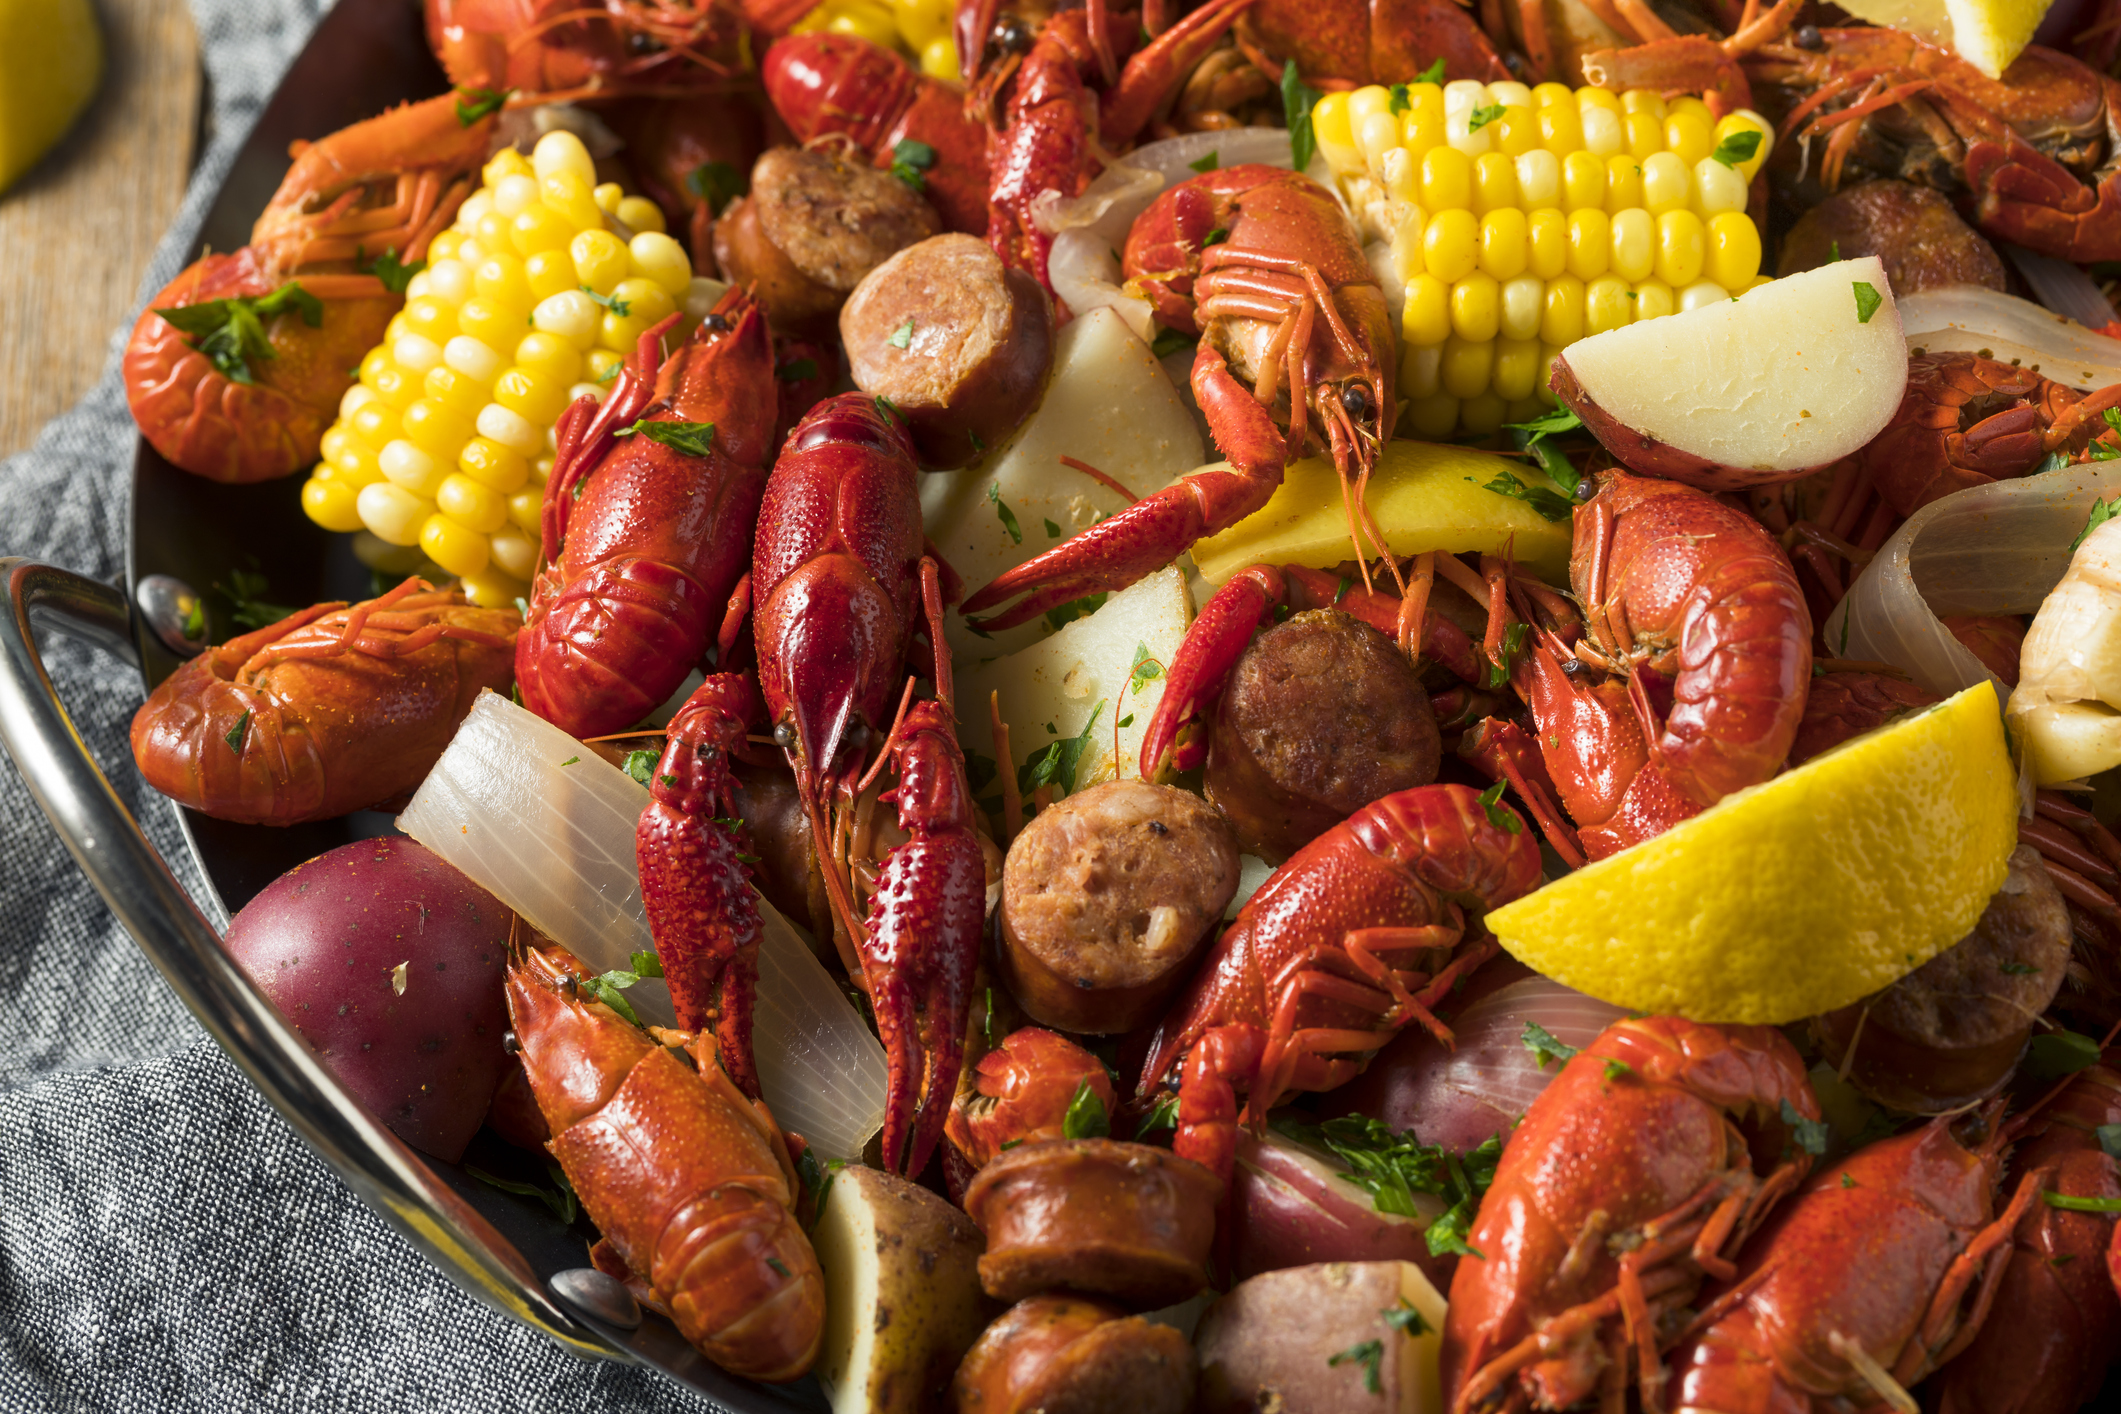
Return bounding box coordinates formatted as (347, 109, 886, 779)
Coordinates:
(0, 3, 714, 1408)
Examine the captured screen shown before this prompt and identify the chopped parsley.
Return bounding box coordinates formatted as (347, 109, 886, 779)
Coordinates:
(619, 420, 715, 457)
(1521, 1021, 1577, 1069)
(685, 160, 746, 217)
(1709, 130, 1761, 168)
(153, 282, 324, 386)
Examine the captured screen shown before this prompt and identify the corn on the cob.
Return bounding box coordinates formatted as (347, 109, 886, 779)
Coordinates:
(792, 0, 960, 79)
(300, 131, 725, 608)
(1314, 80, 1774, 439)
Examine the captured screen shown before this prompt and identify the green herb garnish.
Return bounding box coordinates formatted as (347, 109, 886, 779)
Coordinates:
(153, 282, 324, 386)
(1282, 64, 1322, 172)
(619, 419, 715, 457)
(1521, 1021, 1577, 1069)
(686, 160, 747, 217)
(1852, 281, 1882, 324)
(454, 86, 512, 125)
(1709, 130, 1761, 168)
(1061, 1077, 1110, 1139)
(890, 138, 937, 190)
(987, 482, 1023, 543)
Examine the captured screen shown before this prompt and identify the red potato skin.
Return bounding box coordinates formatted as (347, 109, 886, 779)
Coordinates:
(1228, 1131, 1449, 1288)
(222, 837, 512, 1162)
(1550, 353, 1832, 494)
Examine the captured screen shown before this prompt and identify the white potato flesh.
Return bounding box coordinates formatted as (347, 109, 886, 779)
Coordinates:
(956, 566, 1193, 799)
(2009, 514, 2121, 782)
(1563, 256, 1907, 473)
(922, 306, 1205, 663)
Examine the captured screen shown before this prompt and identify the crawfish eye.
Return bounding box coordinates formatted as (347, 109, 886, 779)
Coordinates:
(1341, 384, 1372, 422)
(1794, 23, 1824, 48)
(627, 30, 665, 55)
(502, 1030, 521, 1054)
(990, 13, 1033, 55)
(701, 313, 732, 333)
(773, 722, 796, 748)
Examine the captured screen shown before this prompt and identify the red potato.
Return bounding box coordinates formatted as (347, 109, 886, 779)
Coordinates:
(222, 836, 514, 1162)
(1228, 1131, 1450, 1289)
(1194, 1260, 1450, 1414)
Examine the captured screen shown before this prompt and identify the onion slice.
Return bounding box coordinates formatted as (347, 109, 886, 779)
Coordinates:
(400, 691, 889, 1159)
(1827, 465, 2121, 705)
(1897, 284, 2121, 390)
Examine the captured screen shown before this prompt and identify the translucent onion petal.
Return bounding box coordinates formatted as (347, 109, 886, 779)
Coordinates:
(400, 690, 888, 1159)
(1408, 976, 1630, 1126)
(1898, 284, 2121, 390)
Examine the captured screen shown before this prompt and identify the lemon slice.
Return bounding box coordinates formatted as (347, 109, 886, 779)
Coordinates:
(1484, 684, 2018, 1023)
(0, 0, 103, 195)
(1835, 0, 2049, 79)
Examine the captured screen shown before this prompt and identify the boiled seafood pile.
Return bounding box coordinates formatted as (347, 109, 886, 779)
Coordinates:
(111, 0, 2121, 1406)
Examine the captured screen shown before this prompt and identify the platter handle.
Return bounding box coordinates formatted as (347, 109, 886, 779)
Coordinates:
(0, 557, 620, 1364)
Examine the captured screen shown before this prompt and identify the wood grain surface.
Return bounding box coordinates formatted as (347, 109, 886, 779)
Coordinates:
(0, 0, 200, 459)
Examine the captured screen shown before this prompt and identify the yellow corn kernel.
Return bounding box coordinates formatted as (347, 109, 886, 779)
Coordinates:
(631, 232, 693, 296)
(1440, 334, 1494, 398)
(1472, 151, 1519, 214)
(1585, 274, 1633, 333)
(1577, 87, 1622, 113)
(477, 403, 544, 456)
(484, 147, 533, 188)
(428, 230, 464, 264)
(1446, 104, 1495, 157)
(424, 365, 488, 419)
(1706, 210, 1762, 289)
(425, 258, 473, 305)
(1515, 149, 1561, 209)
(438, 473, 508, 535)
(541, 171, 604, 233)
(1527, 208, 1567, 280)
(1604, 155, 1643, 214)
(459, 436, 530, 494)
(1542, 274, 1586, 345)
(506, 486, 544, 535)
(1561, 150, 1605, 212)
(1665, 110, 1713, 166)
(1566, 208, 1610, 280)
(1460, 392, 1508, 435)
(1421, 145, 1472, 214)
(616, 196, 667, 234)
(351, 399, 400, 446)
(452, 236, 488, 269)
(825, 0, 898, 50)
(1490, 81, 1534, 107)
(1609, 208, 1654, 282)
(585, 347, 625, 384)
(445, 335, 504, 384)
(513, 331, 583, 386)
(1450, 273, 1501, 342)
(1382, 148, 1420, 203)
(1400, 108, 1445, 163)
(333, 435, 383, 484)
(1580, 104, 1625, 158)
(1712, 111, 1772, 180)
(457, 297, 527, 350)
(1623, 110, 1662, 161)
(1538, 103, 1584, 157)
(1620, 89, 1666, 119)
(1692, 156, 1748, 219)
(572, 229, 630, 294)
(1359, 110, 1400, 173)
(1680, 278, 1731, 312)
(613, 276, 676, 326)
(1533, 81, 1574, 109)
(380, 439, 448, 497)
(1744, 274, 1775, 292)
(567, 379, 607, 407)
(474, 208, 513, 252)
(1478, 208, 1527, 280)
(1403, 274, 1452, 346)
(533, 289, 603, 349)
(401, 296, 457, 345)
(1403, 82, 1446, 120)
(524, 248, 579, 301)
(600, 309, 654, 354)
(1500, 275, 1543, 342)
(1422, 209, 1478, 284)
(1655, 209, 1705, 288)
(1401, 341, 1443, 399)
(1495, 105, 1540, 157)
(532, 129, 596, 188)
(511, 203, 574, 257)
(1633, 278, 1674, 321)
(494, 366, 571, 427)
(459, 564, 530, 609)
(401, 399, 475, 458)
(892, 0, 948, 48)
(421, 513, 491, 578)
(393, 334, 445, 376)
(920, 34, 959, 79)
(593, 182, 624, 215)
(370, 363, 421, 411)
(489, 526, 539, 582)
(358, 346, 391, 388)
(1348, 84, 1393, 129)
(1493, 337, 1541, 400)
(303, 476, 366, 532)
(1405, 392, 1460, 439)
(1313, 89, 1353, 146)
(1507, 395, 1548, 423)
(1539, 342, 1566, 403)
(1669, 95, 1713, 128)
(359, 483, 436, 547)
(1641, 151, 1690, 215)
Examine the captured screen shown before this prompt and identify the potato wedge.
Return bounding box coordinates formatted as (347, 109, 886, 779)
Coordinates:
(812, 1164, 995, 1414)
(1194, 1260, 1450, 1414)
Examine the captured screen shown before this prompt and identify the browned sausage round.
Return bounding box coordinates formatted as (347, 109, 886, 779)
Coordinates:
(841, 233, 1056, 468)
(1776, 180, 2007, 295)
(1206, 608, 1440, 862)
(962, 1139, 1221, 1308)
(999, 781, 1239, 1034)
(952, 1295, 1197, 1414)
(1813, 845, 2071, 1113)
(713, 146, 941, 337)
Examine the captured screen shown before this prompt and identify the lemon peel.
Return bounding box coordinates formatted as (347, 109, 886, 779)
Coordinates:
(1484, 684, 2018, 1024)
(1834, 0, 2049, 79)
(0, 0, 104, 196)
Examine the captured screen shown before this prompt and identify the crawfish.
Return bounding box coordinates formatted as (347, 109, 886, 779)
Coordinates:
(1668, 1104, 2048, 1414)
(129, 578, 517, 826)
(516, 289, 774, 740)
(944, 1025, 1117, 1169)
(1232, 0, 1505, 88)
(1930, 1061, 2121, 1414)
(1479, 470, 1812, 863)
(965, 164, 1397, 630)
(1863, 351, 2121, 516)
(424, 0, 772, 103)
(505, 936, 825, 1381)
(124, 94, 491, 483)
(762, 32, 992, 236)
(1136, 782, 1541, 1194)
(1747, 31, 2121, 262)
(1442, 1017, 1821, 1414)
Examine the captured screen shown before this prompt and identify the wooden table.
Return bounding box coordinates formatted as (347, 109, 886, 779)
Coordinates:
(0, 0, 199, 459)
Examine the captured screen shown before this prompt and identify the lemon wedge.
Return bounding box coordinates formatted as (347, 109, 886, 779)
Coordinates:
(0, 0, 103, 196)
(1835, 0, 2050, 79)
(1484, 684, 2019, 1024)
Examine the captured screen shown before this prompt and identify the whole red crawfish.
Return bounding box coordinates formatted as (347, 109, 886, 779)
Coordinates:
(505, 936, 825, 1381)
(965, 163, 1397, 630)
(944, 1026, 1117, 1169)
(1441, 1016, 1821, 1414)
(1747, 31, 2121, 262)
(762, 32, 992, 236)
(425, 0, 783, 103)
(129, 578, 517, 825)
(1667, 1104, 2048, 1414)
(1930, 1061, 2121, 1414)
(1475, 470, 1812, 864)
(124, 94, 490, 483)
(1135, 782, 1541, 1194)
(516, 289, 774, 741)
(1230, 0, 1505, 88)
